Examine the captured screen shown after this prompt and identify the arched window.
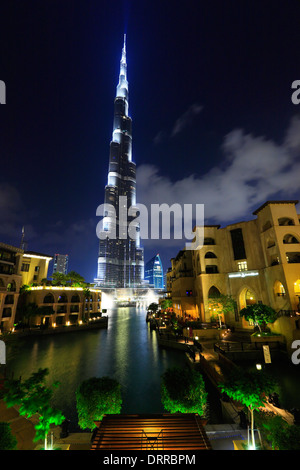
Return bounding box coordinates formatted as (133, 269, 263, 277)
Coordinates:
(71, 294, 80, 303)
(43, 293, 54, 304)
(208, 286, 221, 298)
(205, 251, 217, 259)
(278, 217, 295, 226)
(7, 281, 16, 292)
(274, 280, 286, 297)
(283, 234, 300, 244)
(58, 294, 68, 303)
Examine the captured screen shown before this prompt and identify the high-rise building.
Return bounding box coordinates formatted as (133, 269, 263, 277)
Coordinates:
(95, 35, 144, 288)
(53, 254, 68, 275)
(144, 254, 164, 289)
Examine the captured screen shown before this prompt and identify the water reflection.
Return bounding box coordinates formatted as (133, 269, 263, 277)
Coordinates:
(6, 307, 188, 430)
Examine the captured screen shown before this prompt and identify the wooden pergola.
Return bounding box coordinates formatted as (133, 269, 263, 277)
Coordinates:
(90, 413, 212, 450)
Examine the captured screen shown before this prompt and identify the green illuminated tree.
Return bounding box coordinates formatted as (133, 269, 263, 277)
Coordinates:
(66, 270, 85, 286)
(239, 304, 277, 332)
(51, 272, 68, 286)
(208, 294, 237, 326)
(161, 299, 173, 310)
(76, 376, 122, 430)
(161, 367, 207, 416)
(219, 367, 277, 449)
(3, 368, 64, 450)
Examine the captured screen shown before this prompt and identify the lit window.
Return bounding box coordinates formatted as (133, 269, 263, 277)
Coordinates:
(237, 261, 247, 271)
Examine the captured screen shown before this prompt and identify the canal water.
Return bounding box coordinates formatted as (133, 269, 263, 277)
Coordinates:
(5, 307, 223, 431)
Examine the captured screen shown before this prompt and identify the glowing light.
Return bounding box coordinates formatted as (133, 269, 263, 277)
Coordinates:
(229, 271, 259, 278)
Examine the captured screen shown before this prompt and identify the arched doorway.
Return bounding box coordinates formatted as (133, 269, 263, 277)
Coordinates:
(239, 287, 257, 328)
(207, 286, 223, 325)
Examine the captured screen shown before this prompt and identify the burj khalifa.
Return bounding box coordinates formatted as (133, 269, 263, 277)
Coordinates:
(95, 35, 144, 288)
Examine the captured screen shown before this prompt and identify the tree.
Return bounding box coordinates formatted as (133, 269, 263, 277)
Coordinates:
(51, 272, 68, 286)
(147, 303, 159, 313)
(219, 367, 277, 449)
(0, 422, 17, 450)
(160, 299, 173, 311)
(161, 367, 207, 417)
(3, 368, 64, 450)
(66, 271, 85, 286)
(76, 377, 122, 430)
(208, 294, 237, 326)
(239, 304, 277, 332)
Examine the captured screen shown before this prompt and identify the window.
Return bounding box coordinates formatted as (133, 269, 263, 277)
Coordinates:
(34, 266, 40, 272)
(204, 238, 215, 245)
(43, 293, 54, 304)
(21, 263, 30, 272)
(237, 261, 248, 271)
(230, 228, 247, 260)
(278, 217, 295, 226)
(283, 234, 299, 244)
(286, 252, 300, 264)
(205, 252, 217, 259)
(206, 265, 219, 274)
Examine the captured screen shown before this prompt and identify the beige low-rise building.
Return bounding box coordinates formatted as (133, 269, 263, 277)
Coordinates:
(20, 250, 53, 286)
(0, 242, 102, 332)
(0, 242, 24, 332)
(25, 286, 102, 328)
(167, 201, 300, 346)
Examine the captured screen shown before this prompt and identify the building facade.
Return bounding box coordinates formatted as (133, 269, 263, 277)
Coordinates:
(167, 201, 300, 342)
(144, 254, 164, 289)
(0, 242, 102, 332)
(26, 286, 102, 328)
(52, 254, 69, 275)
(21, 251, 53, 285)
(95, 35, 144, 288)
(0, 242, 24, 332)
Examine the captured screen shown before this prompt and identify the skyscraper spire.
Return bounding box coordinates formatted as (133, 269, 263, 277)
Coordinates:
(96, 36, 144, 288)
(117, 33, 128, 101)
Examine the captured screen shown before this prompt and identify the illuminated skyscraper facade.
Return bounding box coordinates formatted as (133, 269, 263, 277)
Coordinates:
(96, 36, 144, 287)
(145, 254, 164, 289)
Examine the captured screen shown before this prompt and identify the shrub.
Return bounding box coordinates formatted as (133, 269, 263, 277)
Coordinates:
(76, 376, 122, 430)
(161, 367, 207, 416)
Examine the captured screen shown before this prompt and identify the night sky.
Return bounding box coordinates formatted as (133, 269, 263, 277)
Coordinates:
(1, 0, 300, 282)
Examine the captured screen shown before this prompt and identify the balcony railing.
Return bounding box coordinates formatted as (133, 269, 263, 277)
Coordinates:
(277, 310, 299, 317)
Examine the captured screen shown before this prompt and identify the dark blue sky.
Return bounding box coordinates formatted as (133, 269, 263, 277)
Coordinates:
(1, 0, 300, 281)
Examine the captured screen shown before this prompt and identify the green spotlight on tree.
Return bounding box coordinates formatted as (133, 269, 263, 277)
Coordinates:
(219, 367, 277, 450)
(76, 376, 122, 430)
(161, 367, 207, 417)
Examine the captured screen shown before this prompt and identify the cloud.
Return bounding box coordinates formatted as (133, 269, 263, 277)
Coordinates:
(153, 103, 203, 144)
(137, 116, 300, 248)
(171, 103, 203, 137)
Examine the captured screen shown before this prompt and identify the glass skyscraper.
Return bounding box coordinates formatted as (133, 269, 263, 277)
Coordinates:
(144, 254, 164, 289)
(95, 36, 144, 287)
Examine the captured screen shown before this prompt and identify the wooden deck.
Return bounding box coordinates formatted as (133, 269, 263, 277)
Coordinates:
(91, 413, 212, 451)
